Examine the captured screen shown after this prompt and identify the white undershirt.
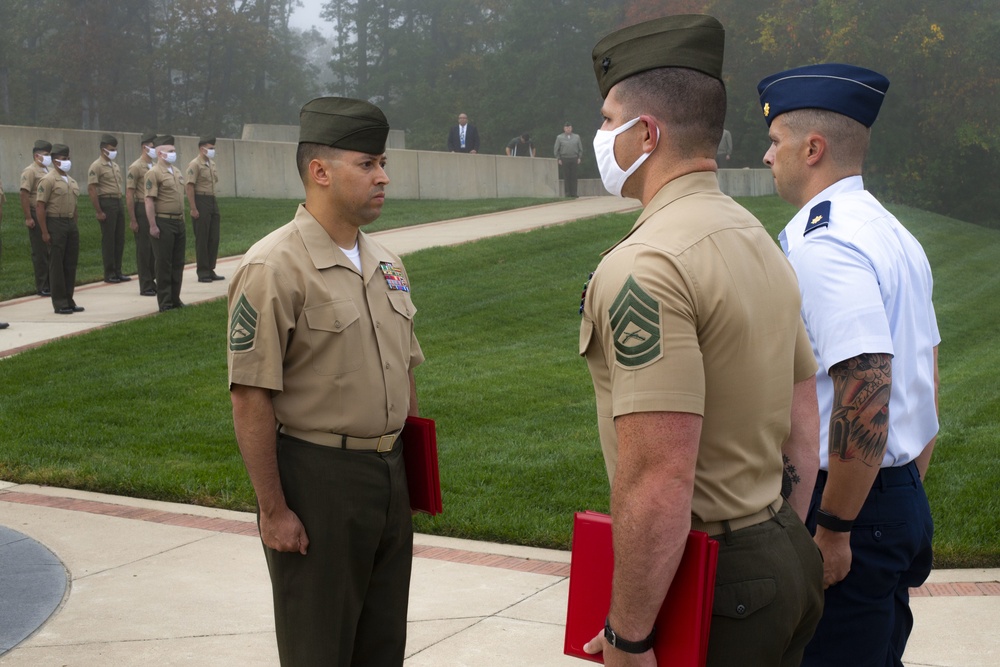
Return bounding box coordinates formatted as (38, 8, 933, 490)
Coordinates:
(341, 242, 361, 271)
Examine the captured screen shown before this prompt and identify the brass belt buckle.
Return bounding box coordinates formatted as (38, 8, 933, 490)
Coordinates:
(377, 434, 395, 453)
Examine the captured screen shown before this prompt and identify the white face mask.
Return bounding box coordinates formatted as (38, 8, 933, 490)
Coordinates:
(106, 150, 118, 160)
(205, 148, 215, 159)
(163, 151, 177, 164)
(40, 154, 52, 167)
(592, 117, 658, 197)
(56, 159, 71, 172)
(145, 146, 157, 159)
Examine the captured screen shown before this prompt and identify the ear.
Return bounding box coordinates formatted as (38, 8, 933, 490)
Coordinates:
(805, 133, 827, 166)
(308, 157, 333, 187)
(638, 114, 661, 153)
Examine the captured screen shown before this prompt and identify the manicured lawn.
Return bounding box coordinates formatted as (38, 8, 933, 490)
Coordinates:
(0, 195, 996, 567)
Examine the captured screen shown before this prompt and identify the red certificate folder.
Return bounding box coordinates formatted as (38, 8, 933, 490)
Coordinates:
(402, 416, 442, 515)
(564, 511, 718, 666)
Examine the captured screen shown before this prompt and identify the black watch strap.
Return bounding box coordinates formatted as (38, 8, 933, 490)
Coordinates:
(816, 508, 854, 532)
(604, 617, 656, 654)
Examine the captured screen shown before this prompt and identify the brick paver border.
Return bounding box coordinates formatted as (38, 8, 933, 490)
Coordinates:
(4, 488, 996, 595)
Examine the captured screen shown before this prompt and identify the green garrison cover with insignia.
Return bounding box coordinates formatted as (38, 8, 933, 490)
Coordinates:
(229, 294, 258, 351)
(609, 275, 661, 367)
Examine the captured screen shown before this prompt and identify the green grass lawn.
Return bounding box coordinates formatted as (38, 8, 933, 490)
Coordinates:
(0, 195, 996, 567)
(0, 195, 559, 300)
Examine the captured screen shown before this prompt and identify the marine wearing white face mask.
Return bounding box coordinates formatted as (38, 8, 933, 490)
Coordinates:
(592, 116, 659, 197)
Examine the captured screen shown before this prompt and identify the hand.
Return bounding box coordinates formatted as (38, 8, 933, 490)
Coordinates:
(814, 527, 852, 588)
(96, 210, 106, 221)
(42, 230, 51, 244)
(558, 159, 563, 165)
(149, 224, 160, 239)
(259, 506, 310, 555)
(470, 150, 477, 154)
(25, 217, 35, 229)
(190, 208, 200, 219)
(584, 629, 656, 667)
(130, 219, 138, 233)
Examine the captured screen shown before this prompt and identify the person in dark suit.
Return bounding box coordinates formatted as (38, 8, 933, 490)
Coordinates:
(446, 113, 480, 153)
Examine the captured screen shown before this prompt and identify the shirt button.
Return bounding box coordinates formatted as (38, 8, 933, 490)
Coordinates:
(384, 362, 390, 370)
(736, 604, 746, 615)
(375, 321, 381, 328)
(334, 320, 341, 328)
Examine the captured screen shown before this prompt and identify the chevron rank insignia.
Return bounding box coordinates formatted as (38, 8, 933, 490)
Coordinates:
(609, 275, 661, 368)
(229, 294, 259, 352)
(804, 201, 831, 235)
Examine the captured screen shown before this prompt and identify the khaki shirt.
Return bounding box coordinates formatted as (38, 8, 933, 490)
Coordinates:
(580, 172, 816, 523)
(35, 170, 80, 218)
(228, 204, 424, 438)
(186, 156, 218, 196)
(20, 162, 49, 207)
(126, 157, 152, 194)
(145, 163, 185, 215)
(87, 157, 123, 197)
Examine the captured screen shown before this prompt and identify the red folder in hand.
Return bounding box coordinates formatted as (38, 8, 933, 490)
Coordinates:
(402, 416, 442, 515)
(564, 511, 718, 666)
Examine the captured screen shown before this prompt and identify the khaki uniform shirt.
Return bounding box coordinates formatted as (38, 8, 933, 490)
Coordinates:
(126, 157, 152, 195)
(228, 204, 424, 438)
(20, 162, 49, 207)
(580, 172, 816, 523)
(186, 156, 218, 196)
(36, 170, 80, 217)
(145, 163, 185, 215)
(87, 157, 123, 196)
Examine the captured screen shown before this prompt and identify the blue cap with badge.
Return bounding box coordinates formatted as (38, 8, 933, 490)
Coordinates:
(756, 63, 890, 128)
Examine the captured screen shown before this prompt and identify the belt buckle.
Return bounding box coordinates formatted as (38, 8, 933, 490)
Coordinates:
(377, 434, 395, 453)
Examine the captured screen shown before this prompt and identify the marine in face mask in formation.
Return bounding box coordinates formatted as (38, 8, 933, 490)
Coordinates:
(88, 133, 130, 284)
(19, 139, 53, 296)
(35, 144, 84, 315)
(126, 132, 159, 296)
(186, 136, 224, 283)
(144, 135, 187, 312)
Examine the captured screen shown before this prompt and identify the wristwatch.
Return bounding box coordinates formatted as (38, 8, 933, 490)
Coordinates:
(604, 617, 656, 654)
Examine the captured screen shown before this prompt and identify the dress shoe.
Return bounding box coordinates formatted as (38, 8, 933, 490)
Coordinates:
(140, 289, 157, 297)
(198, 277, 213, 283)
(104, 276, 120, 283)
(0, 322, 9, 329)
(211, 273, 225, 281)
(55, 307, 75, 315)
(158, 305, 175, 312)
(71, 306, 85, 312)
(117, 274, 132, 282)
(38, 289, 51, 297)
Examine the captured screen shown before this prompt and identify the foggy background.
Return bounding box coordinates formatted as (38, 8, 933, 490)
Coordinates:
(0, 0, 995, 225)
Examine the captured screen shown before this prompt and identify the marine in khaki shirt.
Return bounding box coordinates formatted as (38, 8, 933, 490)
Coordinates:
(19, 141, 52, 295)
(126, 133, 158, 295)
(185, 151, 217, 195)
(88, 134, 128, 282)
(35, 144, 82, 313)
(145, 161, 185, 216)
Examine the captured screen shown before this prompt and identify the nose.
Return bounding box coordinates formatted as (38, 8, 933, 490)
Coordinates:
(376, 164, 390, 185)
(762, 147, 774, 168)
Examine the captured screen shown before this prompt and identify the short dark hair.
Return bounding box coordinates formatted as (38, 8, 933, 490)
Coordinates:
(780, 109, 871, 170)
(615, 67, 727, 157)
(296, 142, 341, 180)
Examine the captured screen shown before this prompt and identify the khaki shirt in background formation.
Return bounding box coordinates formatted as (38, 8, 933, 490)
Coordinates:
(228, 205, 424, 439)
(186, 157, 217, 196)
(145, 163, 185, 215)
(35, 170, 80, 217)
(20, 162, 49, 207)
(87, 158, 123, 196)
(580, 172, 817, 523)
(126, 157, 152, 195)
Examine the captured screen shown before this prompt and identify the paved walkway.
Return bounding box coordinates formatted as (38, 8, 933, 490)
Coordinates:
(1, 197, 998, 666)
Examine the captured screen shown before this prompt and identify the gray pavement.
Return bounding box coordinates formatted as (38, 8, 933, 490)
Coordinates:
(1, 197, 998, 666)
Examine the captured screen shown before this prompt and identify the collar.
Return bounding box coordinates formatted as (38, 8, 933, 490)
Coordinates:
(779, 175, 865, 254)
(292, 204, 395, 281)
(602, 171, 721, 256)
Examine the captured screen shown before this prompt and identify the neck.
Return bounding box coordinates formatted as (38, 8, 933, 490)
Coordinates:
(632, 156, 716, 206)
(304, 197, 361, 249)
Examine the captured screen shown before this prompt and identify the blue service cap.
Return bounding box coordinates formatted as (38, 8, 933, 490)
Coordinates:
(757, 63, 889, 128)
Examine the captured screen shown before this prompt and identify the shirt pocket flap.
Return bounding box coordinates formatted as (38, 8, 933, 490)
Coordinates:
(579, 317, 595, 357)
(712, 577, 776, 620)
(304, 300, 360, 333)
(387, 292, 416, 320)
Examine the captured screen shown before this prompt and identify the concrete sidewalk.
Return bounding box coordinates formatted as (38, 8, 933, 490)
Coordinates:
(1, 197, 998, 666)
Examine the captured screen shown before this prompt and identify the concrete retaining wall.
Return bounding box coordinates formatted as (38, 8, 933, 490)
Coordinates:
(1, 124, 768, 202)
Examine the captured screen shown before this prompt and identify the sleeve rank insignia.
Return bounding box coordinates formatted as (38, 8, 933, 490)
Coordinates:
(380, 262, 410, 292)
(609, 275, 662, 368)
(229, 294, 259, 352)
(804, 200, 831, 236)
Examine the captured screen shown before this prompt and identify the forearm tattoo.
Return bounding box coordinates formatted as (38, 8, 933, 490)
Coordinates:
(829, 353, 892, 467)
(782, 454, 801, 499)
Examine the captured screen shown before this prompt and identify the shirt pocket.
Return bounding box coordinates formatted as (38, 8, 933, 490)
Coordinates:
(304, 299, 363, 375)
